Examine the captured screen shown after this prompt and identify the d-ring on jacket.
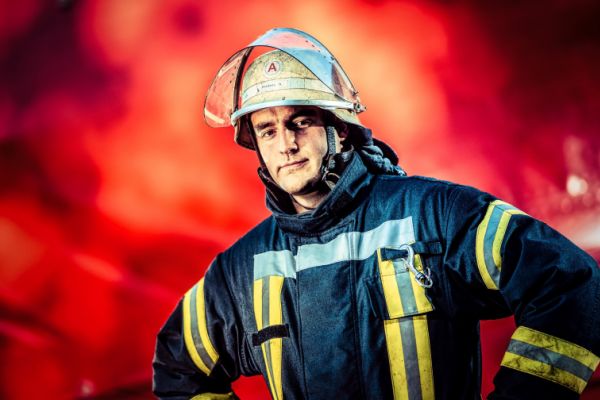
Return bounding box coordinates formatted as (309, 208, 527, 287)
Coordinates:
(153, 151, 600, 399)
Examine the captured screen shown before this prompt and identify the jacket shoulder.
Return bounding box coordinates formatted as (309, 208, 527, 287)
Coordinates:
(374, 174, 460, 200)
(227, 216, 277, 254)
(370, 174, 497, 228)
(376, 174, 490, 198)
(213, 216, 277, 277)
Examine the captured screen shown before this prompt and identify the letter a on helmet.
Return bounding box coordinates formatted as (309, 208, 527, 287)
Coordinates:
(203, 28, 366, 150)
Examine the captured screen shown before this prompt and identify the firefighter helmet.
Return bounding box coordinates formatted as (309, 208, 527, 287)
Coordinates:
(203, 27, 366, 150)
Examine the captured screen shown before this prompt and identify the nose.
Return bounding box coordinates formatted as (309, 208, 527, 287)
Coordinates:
(277, 127, 298, 154)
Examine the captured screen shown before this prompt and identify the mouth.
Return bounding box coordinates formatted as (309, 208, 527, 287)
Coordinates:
(279, 159, 308, 172)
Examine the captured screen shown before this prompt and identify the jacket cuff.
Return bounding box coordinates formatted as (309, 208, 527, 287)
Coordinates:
(489, 366, 578, 399)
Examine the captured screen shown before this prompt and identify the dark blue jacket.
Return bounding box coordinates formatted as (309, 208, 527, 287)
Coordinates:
(153, 153, 600, 399)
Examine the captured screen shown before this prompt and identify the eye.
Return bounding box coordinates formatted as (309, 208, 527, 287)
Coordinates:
(257, 129, 275, 139)
(292, 118, 313, 129)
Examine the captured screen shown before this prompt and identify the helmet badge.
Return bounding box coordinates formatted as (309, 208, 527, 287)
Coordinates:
(264, 59, 282, 77)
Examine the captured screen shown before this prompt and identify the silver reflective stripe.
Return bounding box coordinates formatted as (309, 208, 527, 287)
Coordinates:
(253, 218, 415, 279)
(297, 218, 415, 271)
(242, 78, 333, 102)
(254, 250, 295, 280)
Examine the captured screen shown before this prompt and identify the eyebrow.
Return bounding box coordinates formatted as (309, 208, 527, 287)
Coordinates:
(253, 109, 320, 132)
(289, 109, 319, 121)
(254, 120, 274, 132)
(288, 108, 318, 121)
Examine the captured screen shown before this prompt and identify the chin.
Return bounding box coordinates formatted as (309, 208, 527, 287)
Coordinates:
(280, 178, 321, 197)
(281, 184, 308, 196)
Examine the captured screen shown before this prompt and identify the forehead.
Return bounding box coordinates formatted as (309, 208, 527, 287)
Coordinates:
(250, 106, 322, 126)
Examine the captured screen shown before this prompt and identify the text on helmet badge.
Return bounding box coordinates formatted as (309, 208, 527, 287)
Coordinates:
(264, 59, 282, 77)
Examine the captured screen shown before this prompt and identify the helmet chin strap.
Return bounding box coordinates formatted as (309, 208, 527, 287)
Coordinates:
(320, 125, 342, 191)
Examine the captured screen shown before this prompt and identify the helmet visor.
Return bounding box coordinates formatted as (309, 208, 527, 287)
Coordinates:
(204, 27, 363, 128)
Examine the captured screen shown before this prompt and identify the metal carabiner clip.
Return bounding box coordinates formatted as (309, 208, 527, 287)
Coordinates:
(398, 244, 433, 289)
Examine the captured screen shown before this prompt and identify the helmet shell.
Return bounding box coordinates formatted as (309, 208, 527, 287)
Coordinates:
(203, 28, 366, 150)
(233, 50, 362, 149)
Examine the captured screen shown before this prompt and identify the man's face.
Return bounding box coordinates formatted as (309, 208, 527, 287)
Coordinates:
(250, 106, 344, 197)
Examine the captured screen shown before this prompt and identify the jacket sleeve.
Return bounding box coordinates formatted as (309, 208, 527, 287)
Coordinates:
(152, 255, 245, 399)
(443, 185, 600, 399)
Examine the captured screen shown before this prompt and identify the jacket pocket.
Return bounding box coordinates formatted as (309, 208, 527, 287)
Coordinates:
(366, 242, 441, 320)
(367, 242, 441, 399)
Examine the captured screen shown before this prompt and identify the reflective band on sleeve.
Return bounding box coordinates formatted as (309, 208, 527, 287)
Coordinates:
(501, 326, 600, 393)
(183, 278, 219, 375)
(475, 200, 526, 290)
(384, 316, 435, 400)
(253, 276, 285, 400)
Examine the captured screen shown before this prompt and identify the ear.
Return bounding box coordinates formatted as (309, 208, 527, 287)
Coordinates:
(337, 122, 349, 142)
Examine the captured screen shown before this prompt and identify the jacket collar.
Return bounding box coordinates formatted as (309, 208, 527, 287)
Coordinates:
(266, 152, 374, 234)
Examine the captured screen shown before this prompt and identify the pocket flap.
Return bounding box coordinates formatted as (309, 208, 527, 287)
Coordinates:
(380, 241, 442, 260)
(367, 246, 436, 319)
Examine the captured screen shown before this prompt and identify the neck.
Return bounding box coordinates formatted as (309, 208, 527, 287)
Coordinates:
(291, 190, 328, 213)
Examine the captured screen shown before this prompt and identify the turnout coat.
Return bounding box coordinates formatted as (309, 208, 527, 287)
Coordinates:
(153, 153, 600, 399)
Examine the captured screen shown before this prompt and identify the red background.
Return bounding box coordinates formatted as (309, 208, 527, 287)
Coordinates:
(1, 0, 599, 398)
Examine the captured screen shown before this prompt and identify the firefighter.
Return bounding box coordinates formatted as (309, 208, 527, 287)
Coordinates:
(153, 28, 600, 399)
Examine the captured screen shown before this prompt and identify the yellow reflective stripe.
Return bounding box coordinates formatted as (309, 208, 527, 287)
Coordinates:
(261, 342, 277, 399)
(183, 289, 211, 375)
(491, 212, 511, 268)
(377, 249, 404, 318)
(269, 276, 284, 400)
(413, 315, 435, 399)
(378, 249, 434, 398)
(502, 352, 587, 393)
(476, 204, 498, 290)
(182, 279, 219, 376)
(254, 276, 285, 400)
(384, 319, 409, 400)
(253, 279, 263, 331)
(476, 201, 527, 290)
(384, 316, 435, 400)
(410, 255, 434, 314)
(196, 279, 219, 365)
(492, 208, 526, 268)
(254, 278, 276, 399)
(265, 338, 283, 400)
(513, 326, 600, 371)
(269, 276, 284, 325)
(502, 326, 600, 393)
